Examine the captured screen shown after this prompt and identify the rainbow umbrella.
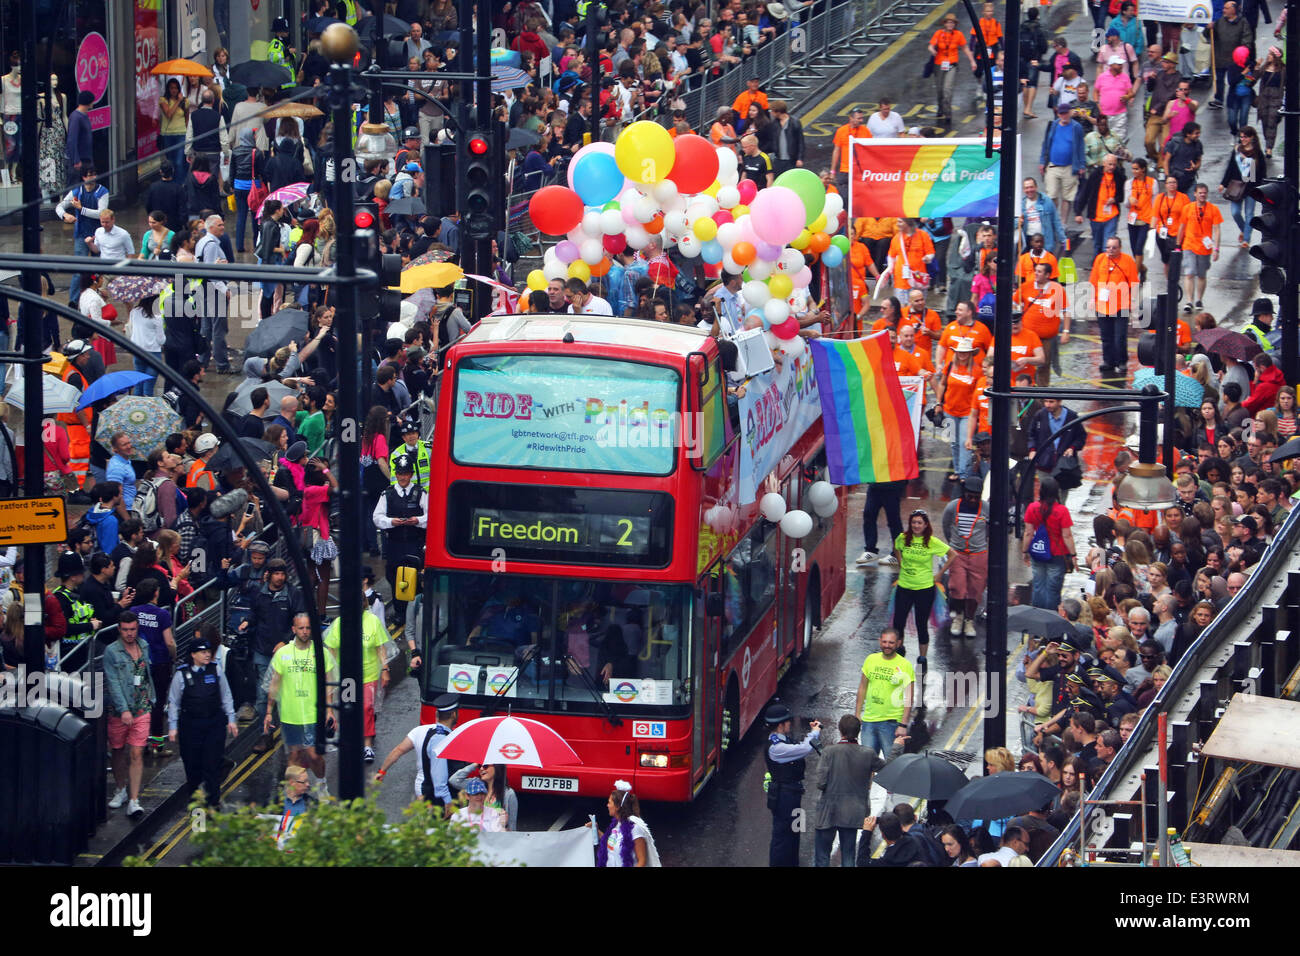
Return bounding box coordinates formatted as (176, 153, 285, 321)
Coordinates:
(256, 181, 311, 217)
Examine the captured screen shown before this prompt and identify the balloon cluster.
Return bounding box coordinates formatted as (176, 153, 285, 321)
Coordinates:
(526, 121, 848, 358)
(758, 481, 839, 539)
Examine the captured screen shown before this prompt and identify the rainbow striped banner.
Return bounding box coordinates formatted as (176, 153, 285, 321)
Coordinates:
(848, 138, 1018, 220)
(808, 333, 919, 485)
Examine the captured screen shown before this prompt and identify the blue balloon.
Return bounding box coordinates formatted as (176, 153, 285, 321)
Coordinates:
(701, 240, 724, 264)
(821, 246, 844, 269)
(748, 307, 771, 331)
(572, 152, 624, 207)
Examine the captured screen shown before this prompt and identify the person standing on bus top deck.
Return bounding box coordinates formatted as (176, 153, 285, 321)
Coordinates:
(375, 693, 460, 815)
(764, 700, 821, 867)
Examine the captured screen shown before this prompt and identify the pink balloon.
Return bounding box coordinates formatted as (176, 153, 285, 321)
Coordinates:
(771, 318, 800, 339)
(1233, 45, 1250, 67)
(622, 205, 641, 225)
(712, 210, 734, 225)
(750, 186, 806, 246)
(569, 141, 616, 190)
(737, 179, 758, 205)
(793, 266, 813, 288)
(756, 241, 782, 261)
(555, 240, 579, 263)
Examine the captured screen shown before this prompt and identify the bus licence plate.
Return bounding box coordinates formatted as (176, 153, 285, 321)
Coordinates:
(521, 775, 578, 792)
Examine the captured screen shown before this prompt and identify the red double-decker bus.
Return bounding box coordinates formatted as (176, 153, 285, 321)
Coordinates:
(418, 314, 846, 801)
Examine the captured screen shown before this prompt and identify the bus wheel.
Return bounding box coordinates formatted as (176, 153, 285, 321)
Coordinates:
(720, 680, 740, 761)
(799, 568, 821, 661)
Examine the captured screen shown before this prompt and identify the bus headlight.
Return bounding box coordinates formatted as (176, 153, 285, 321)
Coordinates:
(639, 752, 670, 768)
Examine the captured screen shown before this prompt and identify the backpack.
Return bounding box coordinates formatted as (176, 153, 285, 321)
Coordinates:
(905, 825, 950, 867)
(1028, 504, 1055, 561)
(132, 477, 163, 533)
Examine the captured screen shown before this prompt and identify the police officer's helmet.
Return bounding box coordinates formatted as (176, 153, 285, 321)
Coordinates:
(763, 700, 793, 725)
(56, 552, 84, 579)
(273, 17, 290, 33)
(394, 454, 415, 474)
(400, 418, 419, 435)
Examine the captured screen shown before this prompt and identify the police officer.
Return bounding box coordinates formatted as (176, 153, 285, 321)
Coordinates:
(53, 551, 98, 671)
(375, 693, 460, 814)
(388, 419, 430, 488)
(267, 17, 297, 89)
(1089, 665, 1139, 727)
(1244, 298, 1275, 352)
(373, 453, 428, 626)
(167, 637, 237, 809)
(763, 700, 821, 867)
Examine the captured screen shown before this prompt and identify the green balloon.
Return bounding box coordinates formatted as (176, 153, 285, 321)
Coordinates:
(831, 234, 851, 254)
(602, 201, 620, 211)
(774, 168, 826, 226)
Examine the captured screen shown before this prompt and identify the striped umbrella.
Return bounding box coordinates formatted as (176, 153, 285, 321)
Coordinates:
(256, 181, 311, 217)
(491, 66, 532, 93)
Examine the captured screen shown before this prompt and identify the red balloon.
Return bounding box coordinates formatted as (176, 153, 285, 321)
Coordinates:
(713, 210, 734, 225)
(737, 179, 758, 205)
(666, 134, 721, 194)
(529, 185, 584, 236)
(731, 241, 756, 266)
(603, 233, 627, 254)
(771, 318, 800, 339)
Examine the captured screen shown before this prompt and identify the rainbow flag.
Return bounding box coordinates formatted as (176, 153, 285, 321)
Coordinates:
(849, 138, 1005, 219)
(808, 333, 919, 485)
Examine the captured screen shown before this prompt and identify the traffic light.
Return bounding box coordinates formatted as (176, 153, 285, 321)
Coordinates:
(463, 130, 495, 241)
(353, 210, 402, 330)
(1248, 179, 1296, 296)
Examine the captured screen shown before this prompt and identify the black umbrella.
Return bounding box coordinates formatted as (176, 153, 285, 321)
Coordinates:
(384, 196, 427, 217)
(229, 378, 297, 416)
(1006, 605, 1079, 641)
(245, 308, 309, 358)
(207, 437, 276, 473)
(872, 753, 970, 800)
(1269, 435, 1300, 463)
(506, 127, 541, 151)
(356, 14, 411, 37)
(230, 60, 294, 90)
(944, 772, 1060, 823)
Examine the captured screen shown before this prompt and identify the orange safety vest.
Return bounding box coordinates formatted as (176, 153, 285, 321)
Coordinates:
(55, 360, 91, 489)
(186, 458, 213, 489)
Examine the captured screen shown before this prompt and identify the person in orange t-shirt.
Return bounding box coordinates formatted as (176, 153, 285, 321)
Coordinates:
(1089, 235, 1140, 376)
(1017, 232, 1059, 283)
(1175, 183, 1223, 312)
(854, 216, 898, 278)
(1013, 261, 1069, 384)
(930, 14, 976, 123)
(731, 78, 769, 120)
(1126, 158, 1156, 274)
(886, 218, 935, 291)
(1144, 316, 1192, 351)
(992, 312, 1047, 384)
(972, 2, 1004, 55)
(904, 288, 943, 355)
(937, 300, 994, 365)
(966, 355, 994, 460)
(1074, 154, 1124, 257)
(830, 107, 868, 192)
(937, 340, 982, 480)
(1151, 176, 1189, 269)
(891, 325, 922, 377)
(848, 239, 872, 316)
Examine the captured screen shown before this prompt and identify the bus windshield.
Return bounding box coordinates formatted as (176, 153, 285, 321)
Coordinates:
(425, 572, 691, 710)
(451, 354, 682, 475)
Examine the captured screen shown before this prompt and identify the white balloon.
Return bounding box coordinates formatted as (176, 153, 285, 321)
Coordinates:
(581, 210, 604, 237)
(663, 210, 688, 234)
(633, 196, 659, 223)
(760, 492, 787, 523)
(822, 193, 844, 222)
(543, 246, 560, 265)
(780, 248, 806, 273)
(717, 165, 740, 187)
(716, 222, 741, 248)
(722, 252, 744, 274)
(742, 280, 771, 307)
(677, 233, 702, 257)
(779, 509, 814, 538)
(780, 335, 807, 359)
(716, 146, 738, 169)
(688, 197, 719, 217)
(566, 227, 586, 244)
(543, 260, 568, 281)
(716, 185, 741, 208)
(625, 226, 651, 249)
(600, 209, 626, 235)
(746, 258, 775, 280)
(808, 480, 836, 510)
(653, 179, 680, 205)
(580, 238, 605, 265)
(813, 496, 839, 518)
(764, 298, 790, 324)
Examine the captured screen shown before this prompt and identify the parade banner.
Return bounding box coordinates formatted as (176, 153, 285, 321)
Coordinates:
(475, 826, 596, 866)
(1137, 0, 1213, 23)
(899, 374, 924, 445)
(848, 137, 1017, 220)
(737, 348, 821, 504)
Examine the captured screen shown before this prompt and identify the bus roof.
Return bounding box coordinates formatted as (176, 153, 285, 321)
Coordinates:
(461, 313, 714, 359)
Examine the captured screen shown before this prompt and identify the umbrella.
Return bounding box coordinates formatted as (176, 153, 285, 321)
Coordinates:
(435, 715, 582, 769)
(151, 58, 213, 78)
(1132, 366, 1204, 408)
(405, 248, 455, 269)
(1006, 605, 1084, 641)
(404, 289, 438, 323)
(264, 102, 324, 119)
(944, 772, 1061, 823)
(229, 60, 294, 89)
(208, 437, 276, 473)
(491, 66, 532, 93)
(256, 182, 312, 217)
(872, 753, 970, 800)
(229, 378, 297, 416)
(104, 275, 168, 303)
(384, 196, 427, 217)
(93, 397, 183, 456)
(306, 15, 343, 32)
(356, 14, 411, 36)
(4, 369, 81, 414)
(245, 308, 309, 357)
(75, 370, 152, 411)
(1269, 435, 1300, 463)
(506, 127, 541, 150)
(1192, 327, 1262, 362)
(399, 262, 463, 293)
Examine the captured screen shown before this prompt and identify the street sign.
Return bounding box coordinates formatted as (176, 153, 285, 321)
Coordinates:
(0, 497, 67, 545)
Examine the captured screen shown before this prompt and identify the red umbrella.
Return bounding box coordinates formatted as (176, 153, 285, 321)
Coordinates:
(1192, 327, 1262, 362)
(436, 715, 581, 769)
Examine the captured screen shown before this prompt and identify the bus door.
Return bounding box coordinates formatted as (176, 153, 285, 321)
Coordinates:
(692, 566, 722, 779)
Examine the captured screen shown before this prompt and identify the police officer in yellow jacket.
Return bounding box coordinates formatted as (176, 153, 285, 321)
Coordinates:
(268, 17, 297, 89)
(1245, 298, 1275, 352)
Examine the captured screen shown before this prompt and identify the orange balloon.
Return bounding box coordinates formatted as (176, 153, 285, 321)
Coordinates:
(589, 256, 612, 276)
(644, 213, 665, 234)
(809, 231, 831, 254)
(731, 241, 756, 266)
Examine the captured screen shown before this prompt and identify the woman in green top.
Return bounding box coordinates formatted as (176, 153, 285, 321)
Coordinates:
(892, 509, 955, 666)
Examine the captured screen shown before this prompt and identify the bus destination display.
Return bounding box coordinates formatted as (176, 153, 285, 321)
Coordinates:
(468, 508, 652, 556)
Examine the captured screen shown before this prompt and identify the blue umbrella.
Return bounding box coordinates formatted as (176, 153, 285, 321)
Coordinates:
(75, 370, 152, 411)
(1132, 367, 1203, 408)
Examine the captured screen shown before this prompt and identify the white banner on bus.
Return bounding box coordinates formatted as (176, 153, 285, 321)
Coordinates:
(737, 348, 822, 504)
(1137, 0, 1213, 23)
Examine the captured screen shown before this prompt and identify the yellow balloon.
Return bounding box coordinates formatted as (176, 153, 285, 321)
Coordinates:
(809, 213, 827, 233)
(526, 269, 547, 291)
(732, 204, 750, 218)
(769, 274, 794, 300)
(693, 217, 718, 241)
(568, 260, 592, 282)
(614, 120, 676, 185)
(791, 229, 812, 250)
(704, 181, 721, 197)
